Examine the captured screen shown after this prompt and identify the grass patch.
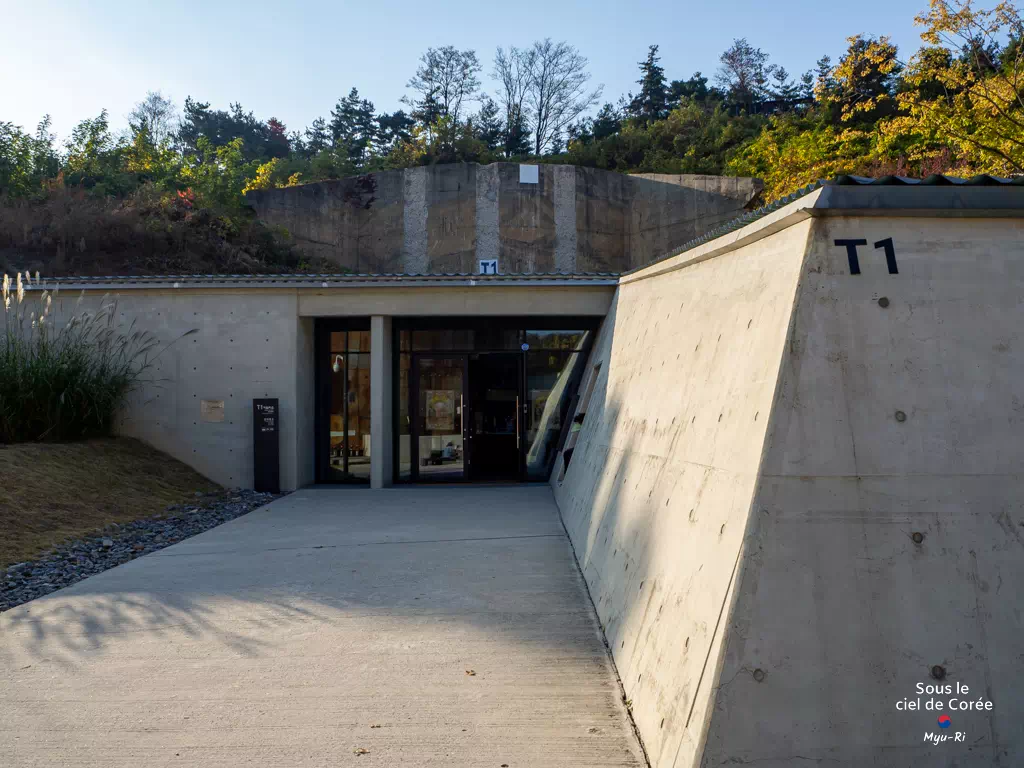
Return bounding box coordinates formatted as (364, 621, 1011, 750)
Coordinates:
(0, 437, 219, 568)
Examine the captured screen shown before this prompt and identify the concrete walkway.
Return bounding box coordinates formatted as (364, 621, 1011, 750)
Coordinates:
(0, 486, 645, 767)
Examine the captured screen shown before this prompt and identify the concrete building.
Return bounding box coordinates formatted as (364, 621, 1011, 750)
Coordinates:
(25, 175, 1024, 766)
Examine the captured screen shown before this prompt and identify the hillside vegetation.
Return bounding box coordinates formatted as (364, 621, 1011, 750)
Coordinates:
(1, 0, 1021, 276)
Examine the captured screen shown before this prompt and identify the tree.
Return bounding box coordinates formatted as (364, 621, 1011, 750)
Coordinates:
(0, 122, 36, 197)
(406, 46, 481, 124)
(768, 66, 803, 105)
(124, 119, 178, 184)
(179, 137, 254, 208)
(526, 39, 603, 155)
(31, 116, 59, 183)
(304, 117, 331, 157)
(266, 117, 290, 158)
(375, 110, 416, 155)
(64, 110, 129, 193)
(176, 98, 281, 162)
(592, 103, 623, 139)
(814, 55, 836, 93)
(727, 116, 876, 199)
(799, 70, 816, 100)
(548, 130, 565, 154)
(330, 88, 377, 168)
(716, 38, 771, 108)
(668, 72, 724, 108)
(128, 91, 177, 146)
(493, 45, 535, 156)
(474, 97, 504, 151)
(628, 45, 669, 122)
(818, 35, 902, 124)
(886, 0, 1024, 173)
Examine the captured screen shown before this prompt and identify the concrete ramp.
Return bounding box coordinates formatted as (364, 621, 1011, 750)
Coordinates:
(554, 183, 1024, 767)
(1, 486, 645, 767)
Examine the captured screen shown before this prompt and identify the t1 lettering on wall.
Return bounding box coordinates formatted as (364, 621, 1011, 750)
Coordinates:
(834, 238, 899, 275)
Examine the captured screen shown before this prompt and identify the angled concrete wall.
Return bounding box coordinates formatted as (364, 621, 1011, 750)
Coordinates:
(553, 193, 1024, 766)
(245, 164, 762, 275)
(553, 207, 813, 768)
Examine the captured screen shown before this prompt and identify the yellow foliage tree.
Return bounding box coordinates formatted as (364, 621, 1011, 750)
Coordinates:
(727, 120, 877, 200)
(886, 0, 1024, 174)
(242, 158, 293, 194)
(819, 35, 902, 123)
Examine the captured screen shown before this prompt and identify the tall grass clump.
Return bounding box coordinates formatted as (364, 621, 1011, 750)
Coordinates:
(1, 272, 161, 442)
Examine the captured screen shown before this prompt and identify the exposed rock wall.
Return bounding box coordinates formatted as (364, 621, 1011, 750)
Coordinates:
(245, 164, 763, 274)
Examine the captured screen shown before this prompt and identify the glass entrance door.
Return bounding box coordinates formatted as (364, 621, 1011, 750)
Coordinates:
(412, 355, 467, 482)
(467, 353, 523, 482)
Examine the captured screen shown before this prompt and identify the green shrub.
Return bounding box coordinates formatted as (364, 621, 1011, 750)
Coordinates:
(0, 273, 165, 442)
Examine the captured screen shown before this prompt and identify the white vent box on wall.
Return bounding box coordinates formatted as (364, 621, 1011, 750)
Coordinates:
(519, 164, 539, 184)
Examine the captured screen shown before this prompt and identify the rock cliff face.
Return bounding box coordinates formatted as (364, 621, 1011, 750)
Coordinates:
(245, 163, 763, 274)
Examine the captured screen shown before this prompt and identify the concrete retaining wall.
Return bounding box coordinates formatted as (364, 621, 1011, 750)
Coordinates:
(553, 198, 1024, 766)
(245, 164, 762, 275)
(111, 291, 313, 492)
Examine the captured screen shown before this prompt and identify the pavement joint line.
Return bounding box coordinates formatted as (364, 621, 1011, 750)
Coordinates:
(146, 532, 568, 557)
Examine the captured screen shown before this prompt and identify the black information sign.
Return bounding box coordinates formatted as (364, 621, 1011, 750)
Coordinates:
(253, 398, 280, 494)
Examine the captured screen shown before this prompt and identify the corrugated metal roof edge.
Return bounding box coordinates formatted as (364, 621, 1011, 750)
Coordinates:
(24, 271, 620, 288)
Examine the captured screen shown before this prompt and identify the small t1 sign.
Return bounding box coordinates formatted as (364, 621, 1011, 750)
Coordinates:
(478, 259, 498, 275)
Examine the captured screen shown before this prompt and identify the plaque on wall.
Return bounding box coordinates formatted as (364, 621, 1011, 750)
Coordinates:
(201, 399, 225, 422)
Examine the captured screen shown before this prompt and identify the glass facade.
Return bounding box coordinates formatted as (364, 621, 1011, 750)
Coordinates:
(318, 318, 598, 485)
(326, 330, 371, 483)
(396, 322, 593, 483)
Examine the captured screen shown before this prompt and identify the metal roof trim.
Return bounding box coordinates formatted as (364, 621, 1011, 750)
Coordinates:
(833, 173, 1024, 187)
(24, 272, 621, 291)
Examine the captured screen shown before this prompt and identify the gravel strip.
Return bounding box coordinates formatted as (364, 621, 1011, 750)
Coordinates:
(1, 488, 282, 613)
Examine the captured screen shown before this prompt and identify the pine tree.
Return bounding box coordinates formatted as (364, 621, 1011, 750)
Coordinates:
(330, 88, 378, 168)
(375, 110, 415, 154)
(474, 97, 503, 151)
(768, 66, 802, 106)
(628, 45, 669, 122)
(591, 103, 622, 140)
(504, 108, 531, 157)
(548, 130, 564, 154)
(304, 117, 331, 157)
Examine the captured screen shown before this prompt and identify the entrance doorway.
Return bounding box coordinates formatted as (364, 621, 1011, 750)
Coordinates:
(467, 353, 522, 482)
(394, 319, 600, 484)
(409, 353, 523, 482)
(412, 355, 467, 482)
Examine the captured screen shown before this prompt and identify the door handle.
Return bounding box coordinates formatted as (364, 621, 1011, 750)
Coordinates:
(516, 395, 520, 448)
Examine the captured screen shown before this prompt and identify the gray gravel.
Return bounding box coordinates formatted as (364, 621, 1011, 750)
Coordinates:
(1, 488, 280, 613)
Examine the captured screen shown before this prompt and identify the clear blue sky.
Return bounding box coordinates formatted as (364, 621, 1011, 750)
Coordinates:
(2, 0, 929, 142)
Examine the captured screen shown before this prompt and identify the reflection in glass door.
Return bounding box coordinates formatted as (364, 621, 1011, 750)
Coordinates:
(413, 356, 466, 482)
(326, 331, 371, 483)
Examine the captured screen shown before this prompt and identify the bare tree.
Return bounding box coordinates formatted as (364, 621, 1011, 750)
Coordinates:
(492, 46, 536, 156)
(525, 40, 602, 156)
(127, 91, 177, 146)
(406, 46, 482, 125)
